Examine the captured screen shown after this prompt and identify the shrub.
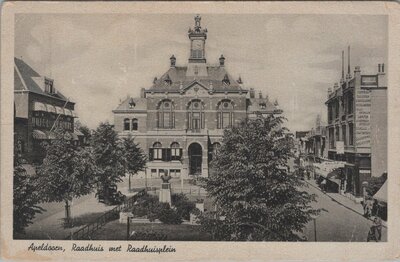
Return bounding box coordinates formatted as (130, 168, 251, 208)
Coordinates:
(129, 230, 167, 240)
(158, 207, 183, 224)
(172, 193, 195, 221)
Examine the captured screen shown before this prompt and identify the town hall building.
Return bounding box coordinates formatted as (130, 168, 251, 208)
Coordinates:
(113, 15, 281, 178)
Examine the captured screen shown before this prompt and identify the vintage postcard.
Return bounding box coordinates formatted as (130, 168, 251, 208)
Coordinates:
(1, 1, 400, 261)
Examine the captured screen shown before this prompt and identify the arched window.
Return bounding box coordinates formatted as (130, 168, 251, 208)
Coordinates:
(158, 100, 175, 129)
(212, 142, 221, 155)
(187, 100, 205, 130)
(153, 142, 162, 160)
(124, 118, 130, 131)
(171, 142, 182, 161)
(217, 100, 234, 129)
(132, 118, 138, 131)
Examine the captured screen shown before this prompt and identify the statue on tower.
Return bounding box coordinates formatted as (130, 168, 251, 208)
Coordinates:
(194, 14, 201, 31)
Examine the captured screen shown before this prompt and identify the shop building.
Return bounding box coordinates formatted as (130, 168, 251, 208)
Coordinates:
(325, 48, 387, 198)
(113, 15, 281, 178)
(14, 57, 80, 163)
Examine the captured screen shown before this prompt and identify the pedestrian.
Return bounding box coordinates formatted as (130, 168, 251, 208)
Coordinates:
(367, 217, 382, 242)
(321, 179, 327, 193)
(364, 197, 373, 218)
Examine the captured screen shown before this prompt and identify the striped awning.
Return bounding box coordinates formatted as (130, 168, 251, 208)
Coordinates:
(55, 106, 64, 115)
(64, 109, 73, 116)
(46, 104, 56, 113)
(33, 102, 47, 112)
(32, 129, 47, 139)
(44, 131, 57, 140)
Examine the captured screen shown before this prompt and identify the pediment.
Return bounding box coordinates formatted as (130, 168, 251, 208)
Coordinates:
(183, 81, 209, 91)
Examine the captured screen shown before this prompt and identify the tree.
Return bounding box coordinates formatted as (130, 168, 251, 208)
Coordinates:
(37, 128, 97, 224)
(199, 116, 319, 241)
(13, 142, 44, 236)
(91, 122, 126, 202)
(122, 135, 147, 191)
(75, 120, 92, 145)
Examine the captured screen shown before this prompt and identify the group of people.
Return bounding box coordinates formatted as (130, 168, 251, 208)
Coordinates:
(364, 196, 383, 242)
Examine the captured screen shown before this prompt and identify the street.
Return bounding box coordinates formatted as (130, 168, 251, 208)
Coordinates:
(302, 181, 387, 242)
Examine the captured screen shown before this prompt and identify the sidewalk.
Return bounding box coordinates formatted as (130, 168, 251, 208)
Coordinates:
(23, 179, 136, 240)
(305, 179, 387, 228)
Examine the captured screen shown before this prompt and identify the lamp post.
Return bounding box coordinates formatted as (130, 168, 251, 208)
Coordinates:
(310, 214, 320, 242)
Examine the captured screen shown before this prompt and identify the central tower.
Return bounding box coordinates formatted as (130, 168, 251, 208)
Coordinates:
(187, 15, 208, 77)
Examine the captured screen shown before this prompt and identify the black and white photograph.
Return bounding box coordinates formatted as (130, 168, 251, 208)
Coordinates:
(1, 1, 400, 261)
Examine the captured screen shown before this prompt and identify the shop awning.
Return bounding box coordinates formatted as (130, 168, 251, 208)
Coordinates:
(46, 104, 56, 113)
(55, 106, 64, 115)
(21, 164, 36, 176)
(44, 130, 57, 140)
(70, 132, 79, 141)
(313, 161, 345, 178)
(32, 129, 47, 140)
(72, 111, 78, 118)
(33, 102, 47, 112)
(373, 180, 387, 203)
(74, 129, 84, 136)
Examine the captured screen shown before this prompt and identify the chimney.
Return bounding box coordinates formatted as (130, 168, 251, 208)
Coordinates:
(153, 77, 157, 84)
(170, 55, 176, 67)
(140, 88, 145, 98)
(219, 55, 225, 66)
(259, 91, 263, 99)
(334, 82, 339, 90)
(346, 46, 352, 80)
(250, 88, 255, 98)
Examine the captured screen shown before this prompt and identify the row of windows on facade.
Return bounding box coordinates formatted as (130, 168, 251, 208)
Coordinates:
(124, 100, 235, 131)
(328, 93, 354, 122)
(147, 141, 221, 162)
(31, 113, 73, 130)
(151, 168, 181, 177)
(328, 123, 354, 148)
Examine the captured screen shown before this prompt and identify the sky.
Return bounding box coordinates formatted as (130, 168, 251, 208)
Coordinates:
(15, 14, 387, 131)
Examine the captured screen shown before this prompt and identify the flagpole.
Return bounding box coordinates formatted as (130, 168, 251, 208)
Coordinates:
(50, 98, 70, 132)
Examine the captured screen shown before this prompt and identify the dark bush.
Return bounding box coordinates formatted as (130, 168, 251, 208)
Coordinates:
(158, 207, 183, 224)
(172, 193, 195, 221)
(129, 230, 168, 240)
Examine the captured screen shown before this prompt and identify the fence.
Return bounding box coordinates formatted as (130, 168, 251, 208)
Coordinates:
(66, 189, 146, 240)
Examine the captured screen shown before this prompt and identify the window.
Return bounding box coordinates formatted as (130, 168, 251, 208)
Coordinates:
(45, 78, 54, 94)
(260, 103, 266, 110)
(124, 118, 130, 131)
(335, 126, 340, 142)
(132, 118, 138, 131)
(170, 169, 181, 177)
(349, 123, 354, 145)
(217, 100, 233, 129)
(153, 142, 162, 160)
(348, 93, 354, 114)
(158, 100, 175, 129)
(151, 169, 157, 177)
(171, 142, 181, 161)
(329, 127, 335, 149)
(187, 100, 205, 130)
(342, 125, 347, 145)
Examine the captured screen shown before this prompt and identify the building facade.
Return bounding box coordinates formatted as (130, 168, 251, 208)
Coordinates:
(325, 48, 387, 197)
(14, 57, 80, 163)
(113, 15, 281, 178)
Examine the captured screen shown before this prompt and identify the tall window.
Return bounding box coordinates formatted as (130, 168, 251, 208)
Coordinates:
(187, 100, 205, 130)
(329, 127, 335, 149)
(342, 125, 347, 145)
(153, 142, 162, 160)
(124, 118, 130, 131)
(132, 118, 138, 131)
(171, 142, 182, 161)
(349, 123, 354, 145)
(158, 100, 175, 129)
(335, 126, 340, 142)
(347, 92, 354, 114)
(217, 100, 234, 129)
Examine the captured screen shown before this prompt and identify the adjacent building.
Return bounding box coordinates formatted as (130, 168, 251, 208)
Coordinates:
(113, 15, 281, 178)
(325, 48, 387, 197)
(14, 57, 80, 163)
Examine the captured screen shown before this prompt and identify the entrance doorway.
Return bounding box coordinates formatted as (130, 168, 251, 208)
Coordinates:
(188, 143, 202, 175)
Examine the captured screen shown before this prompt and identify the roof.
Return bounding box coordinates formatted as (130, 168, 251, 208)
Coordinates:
(113, 97, 147, 112)
(247, 98, 277, 113)
(148, 65, 243, 92)
(14, 57, 69, 101)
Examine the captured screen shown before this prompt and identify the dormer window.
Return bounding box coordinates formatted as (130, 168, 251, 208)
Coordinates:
(164, 74, 172, 85)
(222, 74, 230, 85)
(129, 98, 136, 108)
(45, 78, 55, 94)
(260, 103, 266, 110)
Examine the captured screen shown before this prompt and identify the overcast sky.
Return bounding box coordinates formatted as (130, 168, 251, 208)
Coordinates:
(15, 14, 387, 131)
